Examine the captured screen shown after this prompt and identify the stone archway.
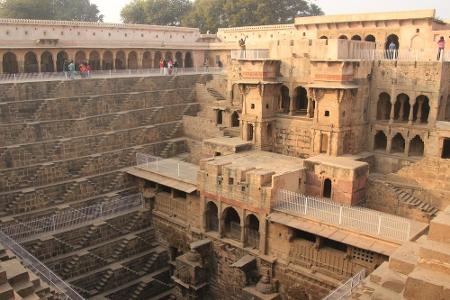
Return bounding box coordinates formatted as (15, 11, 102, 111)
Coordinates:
(391, 133, 405, 154)
(205, 201, 219, 232)
(394, 93, 410, 121)
(351, 35, 362, 41)
(128, 51, 138, 69)
(338, 35, 348, 40)
(374, 131, 387, 151)
(365, 35, 376, 42)
(154, 51, 162, 68)
(231, 111, 240, 127)
(89, 51, 101, 70)
(142, 51, 152, 69)
(323, 178, 332, 198)
(185, 52, 193, 68)
(40, 51, 54, 72)
(245, 214, 260, 249)
(295, 86, 308, 115)
(377, 92, 391, 120)
(409, 135, 424, 157)
(74, 51, 86, 66)
(413, 95, 430, 123)
(56, 51, 68, 72)
(280, 85, 290, 114)
(24, 51, 38, 73)
(385, 34, 399, 50)
(165, 51, 173, 61)
(102, 51, 113, 70)
(115, 51, 126, 70)
(175, 51, 183, 67)
(3, 52, 18, 74)
(223, 207, 241, 241)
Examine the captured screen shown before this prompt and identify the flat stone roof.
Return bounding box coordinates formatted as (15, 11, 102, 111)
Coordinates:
(203, 137, 252, 148)
(305, 154, 368, 170)
(205, 150, 304, 175)
(295, 9, 436, 26)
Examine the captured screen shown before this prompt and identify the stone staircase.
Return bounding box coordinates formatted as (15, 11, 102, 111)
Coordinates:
(385, 182, 439, 217)
(207, 87, 226, 100)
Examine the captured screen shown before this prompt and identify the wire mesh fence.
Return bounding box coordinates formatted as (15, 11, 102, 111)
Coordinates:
(273, 190, 411, 242)
(322, 269, 366, 300)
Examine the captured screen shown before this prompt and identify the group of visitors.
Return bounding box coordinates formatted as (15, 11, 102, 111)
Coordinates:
(63, 60, 91, 79)
(387, 36, 446, 61)
(159, 58, 179, 75)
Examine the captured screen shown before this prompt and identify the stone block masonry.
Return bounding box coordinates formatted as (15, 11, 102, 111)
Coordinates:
(0, 74, 212, 298)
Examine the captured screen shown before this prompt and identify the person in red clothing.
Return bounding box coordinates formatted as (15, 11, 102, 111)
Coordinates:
(437, 36, 445, 61)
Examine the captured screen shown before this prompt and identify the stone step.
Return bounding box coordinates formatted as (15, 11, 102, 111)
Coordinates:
(369, 262, 407, 294)
(404, 267, 450, 300)
(389, 241, 420, 275)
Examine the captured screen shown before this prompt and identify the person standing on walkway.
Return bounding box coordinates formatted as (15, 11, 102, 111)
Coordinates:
(173, 60, 178, 74)
(68, 60, 76, 79)
(168, 59, 173, 75)
(159, 58, 164, 75)
(388, 41, 397, 60)
(63, 59, 69, 79)
(437, 36, 445, 61)
(163, 59, 168, 75)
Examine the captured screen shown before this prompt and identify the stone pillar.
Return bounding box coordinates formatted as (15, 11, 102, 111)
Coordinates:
(218, 202, 223, 238)
(259, 218, 267, 255)
(137, 50, 143, 69)
(307, 98, 312, 118)
(289, 89, 296, 116)
(408, 99, 415, 125)
(416, 98, 424, 123)
(386, 135, 393, 153)
(389, 101, 395, 124)
(404, 138, 410, 157)
(240, 225, 245, 244)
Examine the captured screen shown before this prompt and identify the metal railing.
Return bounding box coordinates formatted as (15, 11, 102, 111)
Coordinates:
(0, 67, 225, 83)
(231, 49, 270, 60)
(361, 49, 450, 62)
(1, 193, 144, 241)
(322, 269, 366, 300)
(136, 153, 198, 183)
(273, 190, 411, 242)
(0, 230, 84, 300)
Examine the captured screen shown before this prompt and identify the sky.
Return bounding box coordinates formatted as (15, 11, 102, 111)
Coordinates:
(91, 0, 450, 23)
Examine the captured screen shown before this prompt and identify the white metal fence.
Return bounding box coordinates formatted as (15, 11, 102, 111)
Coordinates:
(0, 194, 144, 241)
(0, 230, 84, 300)
(136, 153, 198, 182)
(322, 269, 366, 300)
(0, 67, 225, 83)
(274, 190, 411, 242)
(361, 49, 450, 62)
(231, 49, 270, 60)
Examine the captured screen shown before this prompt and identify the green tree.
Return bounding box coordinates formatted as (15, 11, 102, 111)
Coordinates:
(0, 0, 103, 22)
(121, 0, 192, 26)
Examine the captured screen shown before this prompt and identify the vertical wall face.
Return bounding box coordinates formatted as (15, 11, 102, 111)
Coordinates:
(0, 75, 208, 298)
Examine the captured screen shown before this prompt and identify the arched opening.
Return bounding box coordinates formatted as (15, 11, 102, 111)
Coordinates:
(3, 52, 18, 74)
(185, 52, 193, 68)
(374, 131, 387, 151)
(413, 95, 430, 123)
(223, 207, 241, 241)
(391, 133, 405, 154)
(385, 34, 399, 59)
(338, 35, 348, 40)
(323, 179, 332, 198)
(89, 51, 101, 70)
(127, 51, 138, 69)
(365, 35, 376, 42)
(295, 86, 308, 115)
(377, 92, 391, 120)
(115, 51, 126, 70)
(102, 51, 113, 70)
(165, 51, 173, 61)
(351, 35, 362, 41)
(409, 135, 424, 157)
(205, 201, 218, 232)
(154, 51, 162, 68)
(142, 51, 152, 69)
(216, 110, 223, 125)
(231, 111, 239, 127)
(320, 134, 328, 154)
(74, 51, 86, 66)
(24, 51, 38, 73)
(247, 124, 254, 141)
(56, 51, 68, 72)
(175, 51, 183, 67)
(245, 214, 260, 249)
(40, 51, 54, 72)
(280, 85, 290, 114)
(320, 36, 328, 39)
(394, 94, 410, 121)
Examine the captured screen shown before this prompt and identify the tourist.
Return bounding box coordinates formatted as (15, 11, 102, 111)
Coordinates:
(388, 41, 397, 60)
(163, 59, 168, 75)
(68, 60, 76, 79)
(79, 63, 86, 78)
(168, 59, 173, 75)
(437, 36, 445, 61)
(173, 60, 178, 74)
(63, 59, 69, 79)
(204, 57, 209, 72)
(159, 58, 164, 75)
(86, 62, 91, 78)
